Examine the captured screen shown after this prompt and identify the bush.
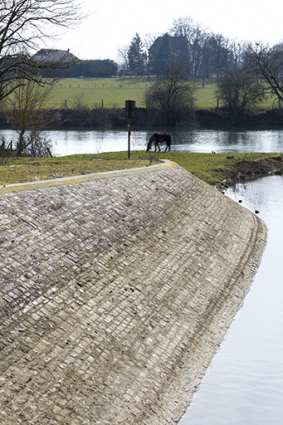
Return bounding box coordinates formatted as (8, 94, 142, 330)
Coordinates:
(23, 131, 54, 157)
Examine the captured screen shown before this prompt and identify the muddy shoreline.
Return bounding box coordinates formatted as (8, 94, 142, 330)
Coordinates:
(221, 155, 283, 187)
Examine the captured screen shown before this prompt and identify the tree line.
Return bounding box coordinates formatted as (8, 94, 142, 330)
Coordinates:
(117, 17, 283, 125)
(118, 17, 244, 79)
(67, 59, 118, 78)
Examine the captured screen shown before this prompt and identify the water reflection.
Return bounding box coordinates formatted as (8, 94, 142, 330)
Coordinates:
(179, 176, 283, 425)
(0, 128, 283, 155)
(172, 129, 283, 153)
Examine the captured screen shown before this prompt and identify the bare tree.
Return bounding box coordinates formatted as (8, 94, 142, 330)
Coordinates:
(216, 67, 266, 124)
(5, 79, 55, 155)
(143, 32, 157, 78)
(230, 41, 245, 70)
(145, 59, 195, 125)
(170, 17, 233, 78)
(170, 16, 199, 44)
(170, 16, 207, 77)
(0, 0, 81, 101)
(245, 42, 283, 104)
(117, 45, 129, 74)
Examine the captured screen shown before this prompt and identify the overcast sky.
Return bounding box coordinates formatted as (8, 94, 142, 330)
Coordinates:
(57, 0, 283, 61)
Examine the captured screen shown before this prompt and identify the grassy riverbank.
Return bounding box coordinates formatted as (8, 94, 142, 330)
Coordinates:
(1, 151, 282, 187)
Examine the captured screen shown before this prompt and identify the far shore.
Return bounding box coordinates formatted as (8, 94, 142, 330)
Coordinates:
(2, 107, 283, 130)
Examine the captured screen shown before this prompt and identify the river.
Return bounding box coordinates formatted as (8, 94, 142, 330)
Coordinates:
(1, 127, 283, 424)
(1, 127, 283, 155)
(179, 175, 283, 425)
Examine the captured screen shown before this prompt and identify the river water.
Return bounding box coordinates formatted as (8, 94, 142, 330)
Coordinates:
(179, 176, 283, 425)
(1, 127, 283, 155)
(1, 127, 283, 423)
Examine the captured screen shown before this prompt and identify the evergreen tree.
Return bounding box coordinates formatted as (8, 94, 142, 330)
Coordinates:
(127, 33, 147, 76)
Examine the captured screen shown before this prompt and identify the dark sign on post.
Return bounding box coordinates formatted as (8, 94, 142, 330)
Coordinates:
(125, 100, 135, 158)
(125, 100, 136, 118)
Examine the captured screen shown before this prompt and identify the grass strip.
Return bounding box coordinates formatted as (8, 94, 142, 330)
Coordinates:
(0, 151, 282, 188)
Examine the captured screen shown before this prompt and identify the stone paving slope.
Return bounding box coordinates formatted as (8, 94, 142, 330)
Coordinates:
(0, 163, 266, 424)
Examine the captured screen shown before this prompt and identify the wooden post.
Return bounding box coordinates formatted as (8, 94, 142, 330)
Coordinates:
(125, 100, 136, 160)
(127, 121, 131, 159)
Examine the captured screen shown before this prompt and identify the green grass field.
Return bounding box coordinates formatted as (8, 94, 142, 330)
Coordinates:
(48, 77, 221, 109)
(44, 77, 277, 111)
(48, 78, 153, 109)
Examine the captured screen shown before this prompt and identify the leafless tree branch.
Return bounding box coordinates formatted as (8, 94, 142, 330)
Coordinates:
(245, 42, 283, 103)
(0, 0, 82, 101)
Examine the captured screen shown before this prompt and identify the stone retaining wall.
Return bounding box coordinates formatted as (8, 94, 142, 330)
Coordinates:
(0, 163, 266, 424)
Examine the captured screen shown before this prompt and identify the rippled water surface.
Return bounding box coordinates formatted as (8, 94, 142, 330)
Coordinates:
(179, 176, 283, 425)
(1, 127, 283, 154)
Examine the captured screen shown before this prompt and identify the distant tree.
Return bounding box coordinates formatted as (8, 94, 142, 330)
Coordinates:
(170, 16, 199, 44)
(127, 33, 147, 76)
(216, 67, 266, 124)
(143, 32, 158, 78)
(145, 59, 195, 125)
(230, 42, 245, 70)
(170, 16, 205, 77)
(198, 34, 214, 82)
(170, 17, 238, 79)
(0, 0, 81, 101)
(245, 42, 283, 105)
(117, 45, 130, 73)
(190, 28, 206, 77)
(208, 33, 232, 77)
(71, 60, 118, 78)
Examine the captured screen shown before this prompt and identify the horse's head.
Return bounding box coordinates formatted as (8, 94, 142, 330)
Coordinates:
(146, 134, 158, 151)
(146, 140, 152, 152)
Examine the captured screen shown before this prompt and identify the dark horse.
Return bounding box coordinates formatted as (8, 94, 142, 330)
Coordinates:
(146, 133, 171, 152)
